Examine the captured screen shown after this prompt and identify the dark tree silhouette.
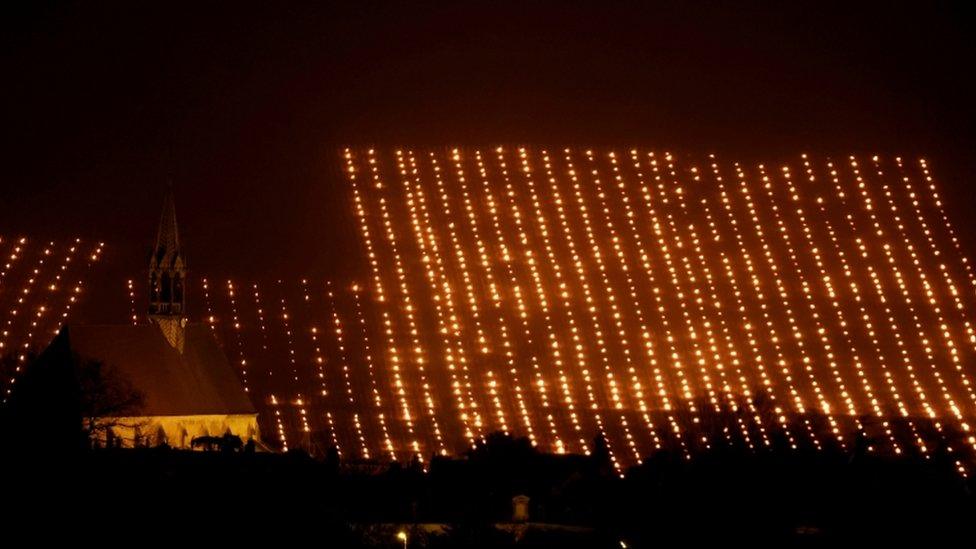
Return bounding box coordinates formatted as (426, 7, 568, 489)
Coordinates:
(76, 358, 146, 447)
(3, 350, 144, 452)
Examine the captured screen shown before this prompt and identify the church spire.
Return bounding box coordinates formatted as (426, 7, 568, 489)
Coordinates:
(148, 185, 187, 352)
(153, 183, 180, 264)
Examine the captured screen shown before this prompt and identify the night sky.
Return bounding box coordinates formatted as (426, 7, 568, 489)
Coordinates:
(2, 2, 975, 322)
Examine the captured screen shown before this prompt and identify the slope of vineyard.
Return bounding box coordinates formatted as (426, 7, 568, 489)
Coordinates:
(0, 237, 104, 401)
(171, 148, 976, 472)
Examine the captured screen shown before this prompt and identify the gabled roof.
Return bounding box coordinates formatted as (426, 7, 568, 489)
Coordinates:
(55, 323, 254, 417)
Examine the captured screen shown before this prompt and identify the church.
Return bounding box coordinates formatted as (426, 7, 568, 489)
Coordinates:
(19, 190, 259, 449)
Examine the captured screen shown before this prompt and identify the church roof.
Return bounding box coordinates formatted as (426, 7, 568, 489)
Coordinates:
(151, 186, 182, 269)
(54, 323, 255, 417)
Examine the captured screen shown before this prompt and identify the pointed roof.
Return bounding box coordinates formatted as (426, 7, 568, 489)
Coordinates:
(52, 323, 255, 416)
(152, 185, 182, 267)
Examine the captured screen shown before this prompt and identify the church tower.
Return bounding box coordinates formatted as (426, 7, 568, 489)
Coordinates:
(148, 186, 187, 353)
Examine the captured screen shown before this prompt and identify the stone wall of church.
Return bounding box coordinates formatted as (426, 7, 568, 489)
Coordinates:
(89, 413, 260, 449)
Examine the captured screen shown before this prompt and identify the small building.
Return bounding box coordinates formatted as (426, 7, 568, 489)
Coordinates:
(13, 189, 259, 449)
(50, 322, 259, 448)
(512, 495, 530, 523)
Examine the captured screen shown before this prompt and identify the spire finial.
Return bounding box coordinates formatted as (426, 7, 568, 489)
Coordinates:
(154, 184, 180, 261)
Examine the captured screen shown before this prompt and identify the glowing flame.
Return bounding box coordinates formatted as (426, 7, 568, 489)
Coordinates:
(121, 148, 976, 474)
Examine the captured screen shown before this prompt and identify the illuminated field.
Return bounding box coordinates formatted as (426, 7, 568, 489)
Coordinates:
(337, 148, 976, 470)
(0, 237, 104, 401)
(125, 147, 976, 472)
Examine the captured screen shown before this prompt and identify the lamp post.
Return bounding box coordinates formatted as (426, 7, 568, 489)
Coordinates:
(397, 530, 408, 549)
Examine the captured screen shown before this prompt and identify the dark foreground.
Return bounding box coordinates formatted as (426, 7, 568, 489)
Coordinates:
(3, 432, 974, 547)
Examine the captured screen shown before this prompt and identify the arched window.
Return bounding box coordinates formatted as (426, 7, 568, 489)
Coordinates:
(160, 272, 172, 303)
(149, 272, 160, 302)
(173, 275, 184, 311)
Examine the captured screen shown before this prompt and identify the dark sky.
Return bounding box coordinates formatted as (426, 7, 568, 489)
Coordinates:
(2, 1, 976, 322)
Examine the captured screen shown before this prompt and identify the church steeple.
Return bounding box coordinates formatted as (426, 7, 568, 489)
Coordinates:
(153, 184, 181, 267)
(148, 185, 187, 352)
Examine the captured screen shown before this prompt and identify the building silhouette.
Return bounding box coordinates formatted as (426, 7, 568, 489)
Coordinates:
(23, 189, 259, 449)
